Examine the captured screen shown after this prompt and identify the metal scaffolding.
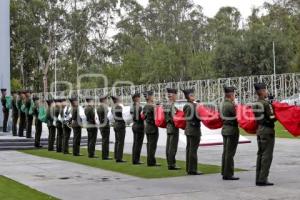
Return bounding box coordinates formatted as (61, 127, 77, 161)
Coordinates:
(38, 73, 300, 105)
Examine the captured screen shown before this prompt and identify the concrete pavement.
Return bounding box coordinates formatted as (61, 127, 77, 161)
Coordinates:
(1, 136, 300, 200)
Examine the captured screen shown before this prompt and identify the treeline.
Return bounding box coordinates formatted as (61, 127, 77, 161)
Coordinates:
(10, 0, 300, 92)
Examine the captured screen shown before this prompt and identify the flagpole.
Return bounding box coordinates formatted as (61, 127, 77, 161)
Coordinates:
(273, 41, 277, 98)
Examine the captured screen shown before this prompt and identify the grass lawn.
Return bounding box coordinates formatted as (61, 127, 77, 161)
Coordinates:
(240, 122, 299, 139)
(20, 148, 244, 179)
(0, 176, 58, 200)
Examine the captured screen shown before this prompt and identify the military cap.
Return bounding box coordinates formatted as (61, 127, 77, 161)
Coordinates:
(254, 83, 266, 91)
(132, 93, 140, 100)
(143, 91, 153, 99)
(166, 88, 178, 94)
(46, 99, 54, 105)
(1, 88, 7, 92)
(181, 88, 194, 99)
(68, 96, 78, 103)
(223, 86, 236, 93)
(85, 97, 94, 102)
(32, 96, 39, 101)
(110, 96, 119, 104)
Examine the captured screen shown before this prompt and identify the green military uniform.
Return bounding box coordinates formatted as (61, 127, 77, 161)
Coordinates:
(143, 101, 159, 166)
(221, 98, 239, 179)
(71, 103, 82, 156)
(97, 102, 111, 160)
(32, 98, 42, 148)
(25, 93, 33, 138)
(17, 96, 26, 137)
(46, 100, 56, 151)
(11, 94, 19, 136)
(253, 89, 276, 185)
(54, 101, 63, 152)
(85, 102, 98, 158)
(111, 97, 126, 162)
(62, 104, 72, 154)
(1, 89, 9, 132)
(131, 99, 145, 164)
(183, 102, 201, 174)
(164, 102, 179, 169)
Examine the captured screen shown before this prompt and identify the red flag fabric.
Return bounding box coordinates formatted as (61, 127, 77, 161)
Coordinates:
(140, 112, 145, 121)
(272, 102, 300, 137)
(197, 104, 223, 129)
(173, 110, 186, 130)
(236, 104, 258, 134)
(155, 105, 167, 128)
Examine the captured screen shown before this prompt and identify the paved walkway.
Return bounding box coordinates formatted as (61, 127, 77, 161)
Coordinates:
(1, 136, 300, 200)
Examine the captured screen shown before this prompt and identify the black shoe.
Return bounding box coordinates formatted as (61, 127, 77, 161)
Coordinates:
(116, 160, 127, 163)
(133, 161, 144, 165)
(35, 145, 43, 148)
(168, 166, 181, 170)
(223, 176, 240, 181)
(256, 181, 274, 186)
(48, 149, 54, 151)
(103, 157, 113, 160)
(188, 171, 204, 175)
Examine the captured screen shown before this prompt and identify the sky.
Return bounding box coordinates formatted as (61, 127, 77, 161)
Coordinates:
(136, 0, 272, 19)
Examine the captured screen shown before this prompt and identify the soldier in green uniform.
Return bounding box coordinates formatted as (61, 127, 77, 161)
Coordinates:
(1, 88, 9, 132)
(111, 96, 126, 163)
(11, 91, 19, 136)
(182, 89, 203, 175)
(220, 86, 240, 180)
(62, 98, 72, 154)
(97, 95, 112, 160)
(24, 90, 33, 138)
(253, 83, 276, 186)
(46, 99, 56, 151)
(143, 91, 160, 167)
(85, 97, 98, 158)
(18, 91, 26, 137)
(32, 96, 43, 148)
(70, 97, 82, 156)
(54, 99, 63, 152)
(130, 93, 145, 165)
(164, 88, 180, 170)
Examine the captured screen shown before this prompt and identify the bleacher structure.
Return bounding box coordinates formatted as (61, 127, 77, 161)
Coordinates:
(38, 73, 300, 105)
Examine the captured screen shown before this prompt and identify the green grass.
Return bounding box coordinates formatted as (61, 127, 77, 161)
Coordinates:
(240, 122, 299, 139)
(20, 148, 244, 179)
(0, 176, 58, 200)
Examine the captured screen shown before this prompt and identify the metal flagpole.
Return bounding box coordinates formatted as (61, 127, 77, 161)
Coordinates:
(54, 49, 57, 98)
(273, 41, 277, 98)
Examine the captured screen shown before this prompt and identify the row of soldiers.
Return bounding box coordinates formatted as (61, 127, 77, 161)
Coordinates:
(1, 83, 275, 186)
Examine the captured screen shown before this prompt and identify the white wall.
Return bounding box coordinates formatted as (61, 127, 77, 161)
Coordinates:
(0, 0, 10, 129)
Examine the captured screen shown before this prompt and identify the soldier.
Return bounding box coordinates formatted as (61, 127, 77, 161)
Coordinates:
(70, 97, 82, 156)
(32, 96, 43, 148)
(111, 96, 126, 163)
(62, 99, 72, 154)
(164, 88, 180, 170)
(182, 89, 203, 175)
(130, 93, 145, 165)
(24, 90, 33, 138)
(85, 97, 98, 158)
(54, 99, 63, 152)
(18, 90, 26, 137)
(46, 99, 56, 151)
(220, 86, 240, 180)
(1, 88, 9, 132)
(11, 91, 19, 136)
(97, 95, 112, 160)
(143, 91, 160, 167)
(253, 83, 276, 186)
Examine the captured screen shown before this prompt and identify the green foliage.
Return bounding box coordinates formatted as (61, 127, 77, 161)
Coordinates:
(11, 78, 22, 91)
(10, 0, 300, 90)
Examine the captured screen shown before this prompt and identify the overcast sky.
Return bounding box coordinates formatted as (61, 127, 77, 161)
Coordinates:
(136, 0, 272, 19)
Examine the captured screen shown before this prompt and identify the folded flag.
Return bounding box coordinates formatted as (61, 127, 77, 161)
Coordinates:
(155, 105, 167, 128)
(272, 102, 300, 137)
(236, 104, 257, 134)
(173, 110, 186, 130)
(197, 104, 223, 129)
